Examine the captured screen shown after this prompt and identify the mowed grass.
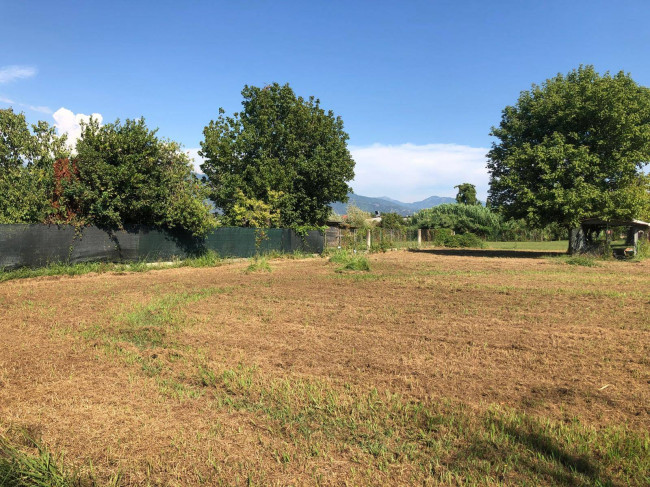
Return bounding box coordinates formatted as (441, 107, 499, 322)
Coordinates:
(485, 240, 569, 251)
(0, 251, 648, 485)
(0, 250, 224, 284)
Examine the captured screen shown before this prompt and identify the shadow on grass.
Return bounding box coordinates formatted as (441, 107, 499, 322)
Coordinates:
(457, 414, 616, 486)
(409, 248, 565, 259)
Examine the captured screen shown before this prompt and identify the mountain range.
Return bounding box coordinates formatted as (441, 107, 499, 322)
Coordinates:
(330, 193, 456, 217)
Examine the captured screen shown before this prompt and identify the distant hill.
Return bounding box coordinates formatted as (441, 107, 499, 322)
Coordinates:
(330, 193, 456, 216)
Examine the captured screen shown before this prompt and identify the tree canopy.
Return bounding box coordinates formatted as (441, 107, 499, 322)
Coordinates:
(411, 203, 502, 238)
(454, 183, 479, 205)
(487, 65, 650, 229)
(379, 212, 405, 229)
(0, 108, 69, 223)
(0, 110, 215, 236)
(200, 83, 355, 228)
(65, 118, 215, 235)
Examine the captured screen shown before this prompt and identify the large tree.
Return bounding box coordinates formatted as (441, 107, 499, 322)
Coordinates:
(0, 108, 69, 223)
(200, 83, 355, 227)
(454, 183, 479, 205)
(64, 118, 216, 236)
(487, 66, 650, 236)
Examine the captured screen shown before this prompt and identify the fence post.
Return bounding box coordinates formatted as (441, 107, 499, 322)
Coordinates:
(366, 229, 371, 250)
(417, 229, 422, 248)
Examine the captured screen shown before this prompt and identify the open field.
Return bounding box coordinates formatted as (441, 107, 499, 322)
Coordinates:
(1, 249, 649, 485)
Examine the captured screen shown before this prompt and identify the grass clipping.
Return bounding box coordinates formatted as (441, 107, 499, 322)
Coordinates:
(329, 250, 371, 272)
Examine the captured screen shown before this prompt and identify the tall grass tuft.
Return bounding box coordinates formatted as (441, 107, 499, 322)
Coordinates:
(329, 249, 371, 272)
(246, 256, 272, 273)
(0, 436, 76, 487)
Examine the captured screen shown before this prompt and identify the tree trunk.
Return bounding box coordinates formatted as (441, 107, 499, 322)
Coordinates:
(568, 227, 586, 255)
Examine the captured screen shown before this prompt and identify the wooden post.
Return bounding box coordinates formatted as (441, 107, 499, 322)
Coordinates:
(366, 229, 371, 249)
(417, 229, 422, 248)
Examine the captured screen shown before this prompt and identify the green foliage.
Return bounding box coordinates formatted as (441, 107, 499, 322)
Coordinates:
(430, 228, 485, 248)
(0, 109, 69, 223)
(67, 117, 216, 236)
(488, 65, 650, 228)
(329, 249, 371, 271)
(379, 212, 405, 229)
(454, 183, 479, 205)
(344, 204, 372, 229)
(411, 203, 502, 238)
(200, 83, 355, 227)
(222, 189, 282, 228)
(0, 110, 215, 237)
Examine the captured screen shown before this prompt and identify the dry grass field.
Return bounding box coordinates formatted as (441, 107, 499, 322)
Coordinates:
(1, 249, 649, 486)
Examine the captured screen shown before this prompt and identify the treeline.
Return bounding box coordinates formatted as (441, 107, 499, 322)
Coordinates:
(0, 83, 355, 236)
(343, 202, 568, 241)
(0, 111, 215, 236)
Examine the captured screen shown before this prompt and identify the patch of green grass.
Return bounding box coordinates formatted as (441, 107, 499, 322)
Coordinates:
(549, 255, 601, 267)
(183, 250, 222, 268)
(0, 250, 225, 284)
(329, 250, 371, 272)
(0, 436, 74, 487)
(246, 256, 272, 273)
(114, 287, 229, 349)
(0, 434, 123, 487)
(486, 240, 569, 251)
(195, 363, 649, 485)
(263, 250, 316, 260)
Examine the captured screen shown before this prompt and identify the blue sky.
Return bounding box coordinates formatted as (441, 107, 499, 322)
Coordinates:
(2, 0, 650, 201)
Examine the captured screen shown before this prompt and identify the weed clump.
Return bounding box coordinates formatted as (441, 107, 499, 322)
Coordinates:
(184, 249, 221, 267)
(0, 435, 79, 487)
(329, 250, 371, 272)
(246, 256, 272, 273)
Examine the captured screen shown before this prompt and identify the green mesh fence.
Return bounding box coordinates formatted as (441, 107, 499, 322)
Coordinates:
(0, 224, 324, 270)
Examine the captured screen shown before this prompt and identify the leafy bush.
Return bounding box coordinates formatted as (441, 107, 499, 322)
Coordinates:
(0, 109, 69, 224)
(344, 204, 373, 229)
(430, 229, 484, 248)
(379, 212, 405, 229)
(68, 118, 216, 236)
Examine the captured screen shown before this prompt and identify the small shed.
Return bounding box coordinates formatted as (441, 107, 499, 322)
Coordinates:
(570, 218, 650, 256)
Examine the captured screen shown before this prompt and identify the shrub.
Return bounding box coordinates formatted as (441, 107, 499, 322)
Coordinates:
(431, 229, 484, 248)
(411, 204, 502, 238)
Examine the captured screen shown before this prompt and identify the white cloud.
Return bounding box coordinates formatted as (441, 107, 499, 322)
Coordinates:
(53, 107, 103, 149)
(0, 65, 37, 83)
(27, 104, 52, 114)
(0, 96, 15, 104)
(349, 143, 489, 202)
(185, 148, 204, 174)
